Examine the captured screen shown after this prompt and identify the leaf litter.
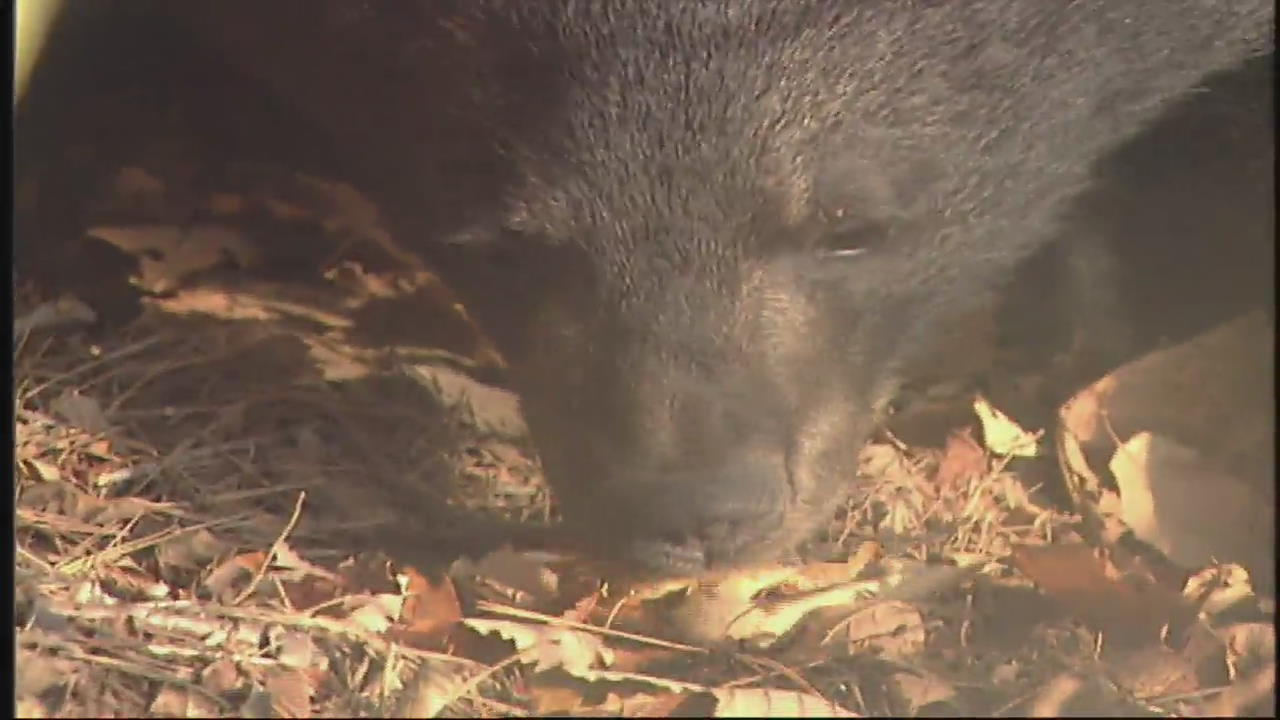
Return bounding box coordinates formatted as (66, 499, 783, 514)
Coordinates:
(15, 154, 1274, 717)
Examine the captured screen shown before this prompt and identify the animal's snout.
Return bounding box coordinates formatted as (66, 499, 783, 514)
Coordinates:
(574, 448, 795, 574)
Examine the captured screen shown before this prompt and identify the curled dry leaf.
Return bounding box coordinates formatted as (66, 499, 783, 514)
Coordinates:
(460, 547, 560, 604)
(156, 527, 229, 571)
(1010, 542, 1192, 647)
(16, 649, 76, 700)
(87, 224, 259, 294)
(203, 551, 266, 603)
(530, 685, 592, 716)
(270, 629, 319, 671)
(890, 670, 957, 714)
(973, 396, 1040, 458)
(1103, 625, 1224, 700)
(462, 618, 615, 677)
(148, 685, 222, 718)
(935, 429, 989, 489)
(201, 658, 243, 695)
(347, 593, 408, 635)
(844, 601, 927, 660)
(267, 542, 339, 581)
(1221, 620, 1276, 680)
(394, 658, 473, 719)
(1057, 311, 1274, 588)
(710, 687, 857, 718)
(408, 364, 529, 438)
(660, 564, 798, 644)
(1110, 431, 1273, 588)
(1201, 661, 1277, 717)
(599, 690, 689, 717)
(263, 669, 315, 720)
(394, 568, 462, 647)
(1184, 564, 1258, 617)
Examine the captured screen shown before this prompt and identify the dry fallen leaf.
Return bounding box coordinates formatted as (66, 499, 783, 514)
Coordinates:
(844, 601, 927, 659)
(263, 668, 315, 719)
(1201, 661, 1277, 717)
(203, 552, 266, 603)
(409, 364, 529, 438)
(530, 685, 592, 716)
(659, 564, 797, 644)
(148, 684, 221, 718)
(890, 670, 957, 714)
(347, 593, 407, 635)
(710, 687, 857, 717)
(1220, 620, 1277, 681)
(973, 396, 1040, 458)
(394, 568, 462, 647)
(270, 630, 319, 671)
(459, 547, 560, 603)
(201, 658, 243, 695)
(156, 528, 230, 571)
(1110, 431, 1273, 584)
(935, 429, 989, 488)
(462, 618, 615, 677)
(395, 658, 474, 718)
(1010, 542, 1192, 646)
(87, 224, 258, 294)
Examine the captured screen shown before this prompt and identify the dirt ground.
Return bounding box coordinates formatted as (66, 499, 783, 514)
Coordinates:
(14, 135, 1276, 718)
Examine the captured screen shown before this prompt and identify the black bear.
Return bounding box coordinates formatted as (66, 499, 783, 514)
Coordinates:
(19, 1, 1274, 575)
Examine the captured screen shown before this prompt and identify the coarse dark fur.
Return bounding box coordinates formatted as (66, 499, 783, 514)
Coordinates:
(20, 1, 1274, 574)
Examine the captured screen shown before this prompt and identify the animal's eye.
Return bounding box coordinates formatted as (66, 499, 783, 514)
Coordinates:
(817, 218, 886, 258)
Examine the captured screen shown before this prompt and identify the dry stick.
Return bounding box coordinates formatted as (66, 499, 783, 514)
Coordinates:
(20, 629, 230, 710)
(232, 491, 307, 606)
(728, 653, 827, 703)
(474, 601, 707, 654)
(56, 513, 255, 576)
(25, 335, 165, 401)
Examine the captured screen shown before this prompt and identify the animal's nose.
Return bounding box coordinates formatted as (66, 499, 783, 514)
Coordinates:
(582, 448, 793, 574)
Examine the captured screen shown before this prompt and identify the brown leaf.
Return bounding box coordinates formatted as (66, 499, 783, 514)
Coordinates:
(1110, 431, 1273, 582)
(148, 685, 220, 719)
(531, 685, 591, 716)
(392, 568, 462, 648)
(465, 547, 559, 603)
(394, 658, 472, 718)
(264, 669, 315, 719)
(203, 552, 265, 602)
(270, 542, 339, 581)
(346, 593, 406, 634)
(1010, 543, 1193, 646)
(87, 224, 258, 294)
(271, 630, 319, 671)
(890, 671, 957, 714)
(277, 576, 344, 615)
(844, 601, 927, 660)
(935, 429, 988, 489)
(156, 528, 229, 571)
(710, 687, 857, 717)
(973, 396, 1040, 457)
(462, 619, 614, 677)
(200, 659, 243, 695)
(16, 650, 75, 700)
